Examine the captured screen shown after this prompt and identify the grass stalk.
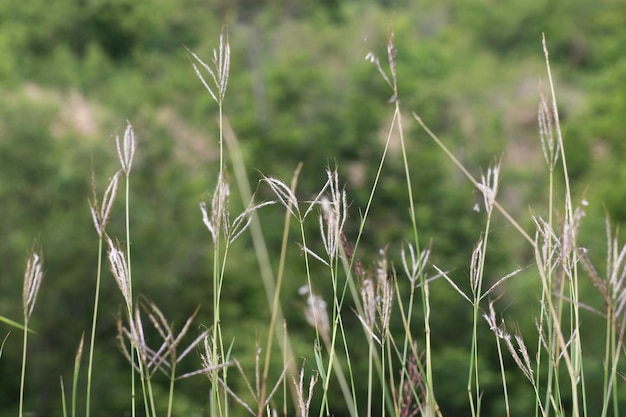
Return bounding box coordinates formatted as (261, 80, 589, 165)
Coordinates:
(543, 34, 585, 417)
(18, 314, 29, 417)
(87, 169, 120, 417)
(223, 118, 301, 410)
(258, 165, 300, 417)
(85, 235, 104, 417)
(19, 245, 43, 417)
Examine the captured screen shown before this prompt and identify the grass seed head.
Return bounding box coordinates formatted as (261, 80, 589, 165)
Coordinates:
(538, 83, 559, 169)
(293, 366, 318, 417)
(116, 121, 136, 176)
(201, 172, 230, 245)
(90, 170, 121, 237)
(375, 248, 393, 337)
(188, 29, 230, 105)
(476, 159, 501, 214)
(319, 167, 348, 262)
(299, 286, 330, 342)
(106, 236, 131, 310)
(23, 243, 44, 320)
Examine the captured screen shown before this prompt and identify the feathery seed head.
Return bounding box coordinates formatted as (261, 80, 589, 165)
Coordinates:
(201, 173, 271, 245)
(90, 170, 121, 237)
(299, 285, 330, 342)
(401, 242, 431, 285)
(533, 215, 562, 279)
(375, 248, 394, 336)
(365, 30, 398, 101)
(106, 236, 131, 310)
(469, 238, 484, 299)
(319, 167, 348, 262)
(188, 29, 230, 105)
(476, 159, 501, 214)
(538, 84, 559, 169)
(117, 301, 208, 378)
(293, 366, 318, 417)
(201, 172, 230, 245)
(116, 121, 136, 176)
(23, 244, 44, 320)
(357, 249, 394, 342)
(262, 175, 301, 219)
(360, 277, 377, 331)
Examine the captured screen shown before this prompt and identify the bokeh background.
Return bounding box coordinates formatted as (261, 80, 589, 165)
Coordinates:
(1, 0, 626, 415)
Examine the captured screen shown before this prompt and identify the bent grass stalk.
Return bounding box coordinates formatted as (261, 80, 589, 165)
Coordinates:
(189, 29, 230, 416)
(543, 34, 586, 417)
(86, 169, 120, 417)
(258, 165, 300, 417)
(368, 30, 442, 417)
(222, 117, 301, 410)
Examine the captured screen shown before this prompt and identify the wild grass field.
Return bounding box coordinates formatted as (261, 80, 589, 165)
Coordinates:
(2, 2, 626, 416)
(4, 28, 626, 417)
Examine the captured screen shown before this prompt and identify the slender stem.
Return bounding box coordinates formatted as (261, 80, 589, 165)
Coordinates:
(167, 361, 176, 417)
(543, 34, 585, 417)
(86, 236, 104, 417)
(367, 338, 373, 417)
(258, 165, 300, 417)
(222, 117, 300, 409)
(19, 317, 29, 417)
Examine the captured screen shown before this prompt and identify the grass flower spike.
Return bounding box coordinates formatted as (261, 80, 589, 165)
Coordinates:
(19, 244, 44, 417)
(106, 236, 132, 310)
(293, 366, 318, 417)
(188, 29, 230, 105)
(116, 121, 136, 176)
(299, 285, 331, 343)
(90, 170, 121, 238)
(23, 247, 44, 320)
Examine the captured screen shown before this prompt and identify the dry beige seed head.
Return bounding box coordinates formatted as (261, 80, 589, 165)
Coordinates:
(226, 197, 274, 245)
(201, 172, 229, 245)
(365, 30, 398, 101)
(262, 175, 301, 219)
(401, 242, 431, 285)
(90, 170, 121, 237)
(601, 218, 626, 318)
(106, 236, 131, 310)
(23, 244, 44, 320)
(502, 325, 534, 383)
(319, 167, 348, 262)
(469, 238, 484, 299)
(299, 286, 330, 342)
(356, 249, 394, 343)
(116, 121, 136, 176)
(293, 366, 318, 417)
(360, 277, 376, 331)
(476, 160, 501, 214)
(375, 248, 393, 337)
(533, 215, 561, 278)
(202, 173, 274, 246)
(117, 300, 209, 378)
(538, 84, 559, 169)
(188, 29, 230, 105)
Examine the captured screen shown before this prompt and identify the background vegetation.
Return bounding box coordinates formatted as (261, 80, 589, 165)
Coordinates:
(1, 0, 626, 416)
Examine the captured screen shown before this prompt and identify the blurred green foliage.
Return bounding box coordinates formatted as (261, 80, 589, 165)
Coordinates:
(1, 0, 625, 416)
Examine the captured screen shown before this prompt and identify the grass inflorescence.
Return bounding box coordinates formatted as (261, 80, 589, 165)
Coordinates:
(5, 29, 626, 417)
